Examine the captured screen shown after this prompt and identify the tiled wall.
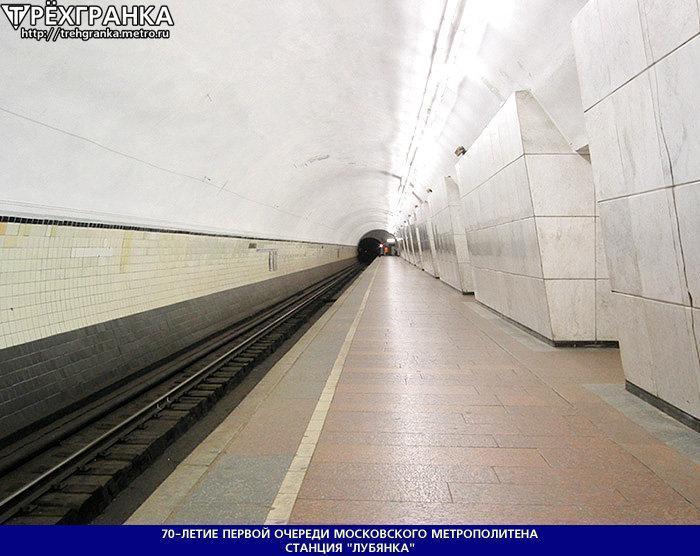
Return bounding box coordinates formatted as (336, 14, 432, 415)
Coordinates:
(456, 91, 613, 343)
(0, 220, 356, 437)
(573, 0, 700, 418)
(0, 222, 355, 350)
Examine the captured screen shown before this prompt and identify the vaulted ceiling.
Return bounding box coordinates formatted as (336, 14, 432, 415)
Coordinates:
(0, 0, 588, 244)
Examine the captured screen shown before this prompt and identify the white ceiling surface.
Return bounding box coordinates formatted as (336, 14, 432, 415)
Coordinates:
(0, 0, 588, 245)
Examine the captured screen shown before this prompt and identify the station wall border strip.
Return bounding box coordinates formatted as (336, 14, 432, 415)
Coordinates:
(0, 214, 354, 249)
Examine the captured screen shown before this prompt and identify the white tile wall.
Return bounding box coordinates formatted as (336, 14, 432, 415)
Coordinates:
(0, 222, 355, 350)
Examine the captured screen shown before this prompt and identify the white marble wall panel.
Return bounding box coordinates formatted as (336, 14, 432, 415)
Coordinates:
(516, 92, 573, 154)
(408, 222, 418, 266)
(399, 223, 412, 265)
(674, 182, 700, 303)
(572, 0, 648, 109)
(473, 268, 553, 339)
(595, 279, 618, 341)
(453, 234, 473, 293)
(595, 221, 609, 279)
(571, 0, 611, 111)
(546, 279, 596, 341)
(411, 219, 423, 269)
(526, 155, 596, 216)
(463, 159, 533, 231)
(396, 226, 406, 261)
(536, 217, 596, 279)
(615, 294, 700, 416)
(430, 206, 460, 290)
(450, 218, 474, 293)
(431, 206, 459, 288)
(406, 224, 417, 265)
(467, 219, 543, 278)
(638, 0, 700, 63)
(588, 75, 672, 201)
(414, 203, 437, 277)
(409, 177, 476, 293)
(584, 99, 626, 200)
(433, 175, 475, 293)
(455, 95, 523, 196)
(595, 214, 617, 341)
(653, 37, 700, 186)
(398, 223, 417, 266)
(598, 190, 688, 305)
(456, 91, 603, 342)
(597, 0, 648, 100)
(574, 0, 700, 417)
(424, 223, 439, 278)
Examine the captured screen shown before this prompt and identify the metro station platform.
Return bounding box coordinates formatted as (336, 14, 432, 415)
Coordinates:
(128, 258, 700, 525)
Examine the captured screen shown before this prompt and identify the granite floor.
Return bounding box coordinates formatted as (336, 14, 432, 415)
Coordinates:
(129, 257, 700, 525)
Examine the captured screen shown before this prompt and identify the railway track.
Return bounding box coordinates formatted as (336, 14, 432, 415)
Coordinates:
(0, 263, 364, 524)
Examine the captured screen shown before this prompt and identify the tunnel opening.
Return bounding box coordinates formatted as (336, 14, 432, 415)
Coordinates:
(357, 237, 383, 264)
(357, 229, 397, 264)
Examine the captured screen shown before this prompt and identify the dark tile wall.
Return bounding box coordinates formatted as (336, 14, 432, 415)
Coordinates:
(0, 259, 354, 441)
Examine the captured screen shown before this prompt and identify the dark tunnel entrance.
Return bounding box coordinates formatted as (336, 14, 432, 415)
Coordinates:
(357, 237, 383, 264)
(357, 229, 397, 264)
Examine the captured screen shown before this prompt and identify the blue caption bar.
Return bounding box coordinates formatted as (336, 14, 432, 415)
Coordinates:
(0, 525, 696, 555)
